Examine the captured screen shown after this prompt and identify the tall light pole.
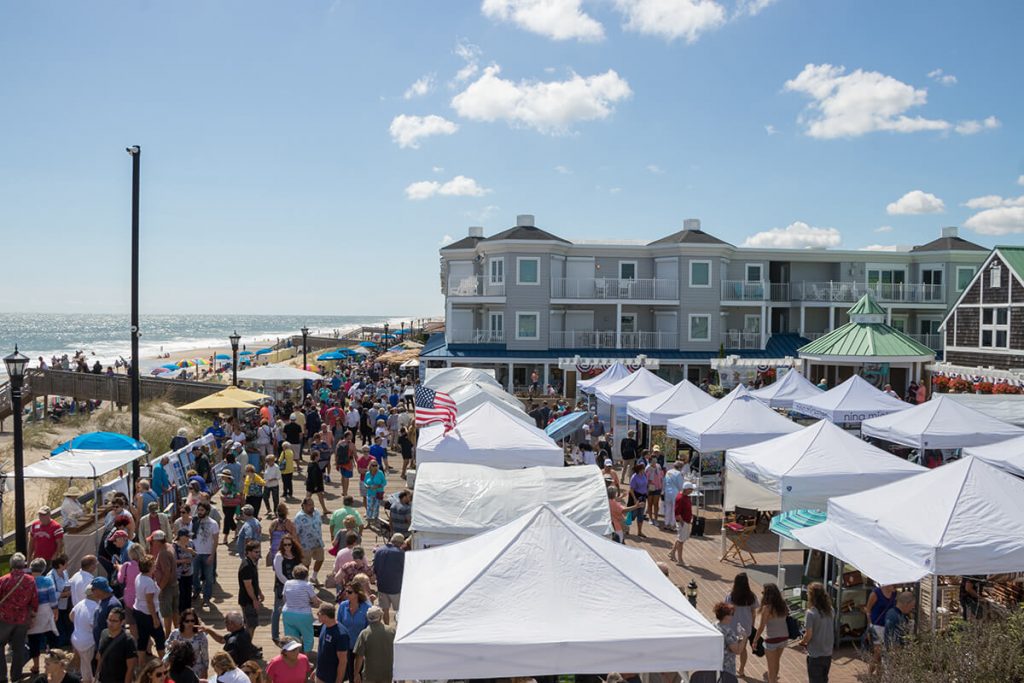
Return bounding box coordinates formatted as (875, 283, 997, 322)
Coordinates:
(229, 331, 241, 386)
(300, 326, 309, 399)
(4, 346, 29, 554)
(126, 145, 142, 481)
(383, 322, 390, 351)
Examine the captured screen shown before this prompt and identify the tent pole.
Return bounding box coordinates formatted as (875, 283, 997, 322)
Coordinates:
(931, 574, 938, 631)
(777, 539, 785, 587)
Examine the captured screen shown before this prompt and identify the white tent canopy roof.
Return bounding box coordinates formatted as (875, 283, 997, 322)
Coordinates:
(594, 368, 673, 406)
(627, 379, 717, 426)
(410, 463, 611, 547)
(725, 420, 926, 512)
(861, 395, 1024, 450)
(748, 370, 823, 409)
(446, 384, 532, 425)
(236, 365, 323, 381)
(794, 457, 1024, 584)
(667, 385, 802, 452)
(424, 367, 502, 393)
(792, 374, 909, 423)
(395, 504, 723, 679)
(962, 435, 1024, 478)
(22, 450, 148, 480)
(942, 394, 1024, 427)
(578, 362, 632, 395)
(416, 402, 564, 469)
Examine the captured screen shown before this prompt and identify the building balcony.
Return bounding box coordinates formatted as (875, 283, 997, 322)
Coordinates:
(719, 281, 793, 302)
(448, 329, 506, 344)
(446, 276, 505, 297)
(721, 331, 762, 349)
(549, 330, 679, 349)
(908, 333, 942, 350)
(550, 278, 679, 300)
(791, 282, 944, 304)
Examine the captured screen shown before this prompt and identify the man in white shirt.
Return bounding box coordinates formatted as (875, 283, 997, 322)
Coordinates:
(191, 502, 221, 607)
(345, 408, 360, 430)
(70, 588, 99, 683)
(68, 555, 97, 606)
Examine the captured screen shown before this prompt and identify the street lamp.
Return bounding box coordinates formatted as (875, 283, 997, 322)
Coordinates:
(300, 326, 309, 398)
(383, 322, 390, 350)
(126, 146, 142, 477)
(686, 579, 698, 608)
(229, 331, 241, 386)
(4, 346, 29, 554)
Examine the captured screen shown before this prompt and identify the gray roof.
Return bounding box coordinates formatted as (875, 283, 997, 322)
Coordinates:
(440, 236, 484, 251)
(649, 228, 731, 246)
(911, 236, 986, 252)
(482, 225, 571, 243)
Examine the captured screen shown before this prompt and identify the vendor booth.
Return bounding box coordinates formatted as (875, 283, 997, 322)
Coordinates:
(416, 402, 564, 469)
(792, 374, 909, 424)
(667, 385, 801, 451)
(861, 395, 1024, 450)
(395, 504, 723, 679)
(962, 435, 1024, 477)
(748, 369, 823, 409)
(409, 462, 610, 548)
(626, 379, 716, 426)
(447, 382, 530, 424)
(594, 368, 672, 457)
(578, 361, 632, 395)
(424, 367, 501, 392)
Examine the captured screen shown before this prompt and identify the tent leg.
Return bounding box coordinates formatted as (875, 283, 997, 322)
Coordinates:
(720, 516, 727, 559)
(777, 539, 785, 587)
(930, 574, 938, 631)
(93, 479, 99, 525)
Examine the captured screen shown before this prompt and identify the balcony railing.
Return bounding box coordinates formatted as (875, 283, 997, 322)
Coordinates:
(720, 280, 767, 301)
(550, 278, 678, 300)
(448, 329, 506, 344)
(802, 331, 829, 341)
(446, 276, 505, 297)
(792, 282, 944, 304)
(721, 331, 762, 349)
(549, 331, 678, 349)
(909, 333, 942, 350)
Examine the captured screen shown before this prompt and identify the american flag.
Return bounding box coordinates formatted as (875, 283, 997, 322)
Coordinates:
(415, 385, 458, 432)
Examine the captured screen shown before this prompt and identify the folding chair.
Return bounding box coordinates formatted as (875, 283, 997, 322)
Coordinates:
(722, 506, 758, 566)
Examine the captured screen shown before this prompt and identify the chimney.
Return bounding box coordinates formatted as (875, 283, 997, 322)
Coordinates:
(683, 218, 701, 231)
(517, 214, 535, 227)
(941, 226, 958, 238)
(468, 226, 483, 238)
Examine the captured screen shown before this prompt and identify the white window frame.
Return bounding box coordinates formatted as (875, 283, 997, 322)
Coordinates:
(889, 314, 908, 333)
(745, 263, 763, 283)
(743, 314, 762, 334)
(689, 260, 712, 288)
(619, 260, 638, 280)
(866, 265, 907, 285)
(956, 266, 976, 292)
(620, 313, 637, 334)
(488, 257, 505, 285)
(488, 310, 504, 336)
(688, 313, 711, 342)
(515, 311, 540, 340)
(516, 257, 541, 285)
(990, 265, 1002, 289)
(980, 306, 1009, 348)
(918, 317, 941, 335)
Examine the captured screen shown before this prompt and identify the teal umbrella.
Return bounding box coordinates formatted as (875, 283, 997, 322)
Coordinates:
(769, 509, 826, 542)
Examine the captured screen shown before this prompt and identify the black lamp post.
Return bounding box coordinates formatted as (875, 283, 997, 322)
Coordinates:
(300, 326, 309, 398)
(383, 322, 390, 350)
(686, 579, 698, 608)
(229, 331, 241, 386)
(4, 346, 29, 554)
(126, 145, 141, 482)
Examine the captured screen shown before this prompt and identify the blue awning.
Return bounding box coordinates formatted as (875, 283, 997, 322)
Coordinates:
(52, 431, 149, 456)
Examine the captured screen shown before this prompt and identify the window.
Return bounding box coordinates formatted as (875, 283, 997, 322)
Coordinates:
(488, 258, 504, 285)
(981, 307, 1009, 348)
(745, 264, 763, 283)
(688, 314, 711, 341)
(619, 261, 637, 280)
(743, 315, 761, 333)
(516, 257, 540, 285)
(921, 268, 943, 301)
(956, 266, 976, 291)
(991, 266, 1002, 289)
(488, 312, 504, 340)
(620, 314, 636, 334)
(689, 260, 711, 288)
(515, 312, 539, 340)
(890, 317, 907, 333)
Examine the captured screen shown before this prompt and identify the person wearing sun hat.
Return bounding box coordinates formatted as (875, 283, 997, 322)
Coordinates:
(265, 637, 309, 683)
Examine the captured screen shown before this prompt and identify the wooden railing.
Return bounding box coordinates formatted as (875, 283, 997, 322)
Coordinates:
(12, 368, 224, 409)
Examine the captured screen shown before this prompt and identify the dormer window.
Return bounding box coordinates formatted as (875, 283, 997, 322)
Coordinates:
(991, 265, 1002, 288)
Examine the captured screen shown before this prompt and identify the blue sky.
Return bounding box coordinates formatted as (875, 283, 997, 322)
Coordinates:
(1, 0, 1022, 316)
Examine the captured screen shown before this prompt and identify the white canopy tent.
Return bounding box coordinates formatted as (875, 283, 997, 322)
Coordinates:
(447, 382, 528, 424)
(578, 362, 632, 395)
(962, 436, 1024, 477)
(236, 365, 323, 381)
(395, 505, 723, 679)
(943, 393, 1024, 427)
(792, 374, 909, 423)
(416, 402, 564, 469)
(794, 457, 1024, 584)
(594, 368, 673, 405)
(21, 450, 147, 480)
(667, 385, 802, 452)
(861, 395, 1024, 450)
(748, 370, 823, 409)
(409, 463, 610, 548)
(627, 379, 717, 426)
(725, 420, 927, 513)
(424, 367, 502, 392)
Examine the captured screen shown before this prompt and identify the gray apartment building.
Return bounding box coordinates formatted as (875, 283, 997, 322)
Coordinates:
(424, 214, 988, 393)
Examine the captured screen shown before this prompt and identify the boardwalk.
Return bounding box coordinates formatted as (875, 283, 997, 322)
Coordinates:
(198, 463, 868, 682)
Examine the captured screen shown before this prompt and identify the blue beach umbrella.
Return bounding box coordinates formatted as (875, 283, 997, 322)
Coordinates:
(381, 334, 397, 339)
(254, 348, 273, 356)
(52, 431, 148, 456)
(359, 341, 378, 348)
(214, 353, 231, 360)
(161, 363, 179, 370)
(545, 411, 590, 441)
(318, 351, 347, 361)
(239, 350, 253, 356)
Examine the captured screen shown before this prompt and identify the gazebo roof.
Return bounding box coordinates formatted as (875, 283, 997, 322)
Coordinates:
(799, 293, 934, 359)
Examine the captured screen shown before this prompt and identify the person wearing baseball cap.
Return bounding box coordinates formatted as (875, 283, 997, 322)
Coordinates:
(148, 530, 177, 634)
(88, 576, 121, 650)
(266, 636, 308, 682)
(670, 481, 698, 566)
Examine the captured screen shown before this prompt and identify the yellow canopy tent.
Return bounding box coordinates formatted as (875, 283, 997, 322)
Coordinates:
(179, 394, 258, 411)
(214, 385, 271, 403)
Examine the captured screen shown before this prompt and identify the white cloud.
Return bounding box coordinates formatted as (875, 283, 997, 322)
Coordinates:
(405, 175, 492, 200)
(453, 40, 482, 84)
(735, 0, 777, 16)
(764, 124, 777, 135)
(964, 194, 1024, 209)
(432, 165, 444, 173)
(388, 114, 459, 149)
(861, 244, 905, 252)
(875, 225, 893, 233)
(403, 74, 435, 99)
(886, 190, 945, 215)
(1018, 175, 1024, 187)
(954, 116, 1000, 135)
(482, 0, 605, 41)
(615, 0, 727, 43)
(451, 65, 632, 134)
(927, 68, 957, 86)
(965, 206, 1024, 235)
(646, 164, 664, 174)
(554, 164, 572, 174)
(439, 234, 454, 246)
(784, 63, 951, 139)
(609, 186, 622, 194)
(743, 221, 841, 249)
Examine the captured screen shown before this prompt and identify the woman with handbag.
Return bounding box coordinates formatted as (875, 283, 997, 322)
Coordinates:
(752, 583, 789, 683)
(363, 460, 387, 521)
(217, 472, 242, 547)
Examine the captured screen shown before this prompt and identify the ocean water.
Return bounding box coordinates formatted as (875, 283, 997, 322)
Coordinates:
(0, 313, 411, 377)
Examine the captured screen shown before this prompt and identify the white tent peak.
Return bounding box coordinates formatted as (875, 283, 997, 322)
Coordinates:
(627, 379, 717, 426)
(749, 370, 823, 409)
(594, 367, 673, 405)
(793, 374, 908, 423)
(963, 435, 1024, 477)
(862, 395, 1024, 449)
(424, 367, 502, 393)
(667, 383, 801, 451)
(578, 362, 632, 395)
